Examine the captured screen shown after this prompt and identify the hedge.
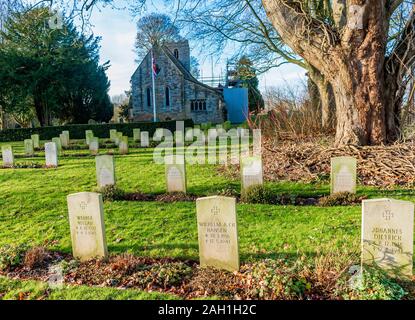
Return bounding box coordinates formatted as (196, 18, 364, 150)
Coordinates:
(0, 120, 194, 142)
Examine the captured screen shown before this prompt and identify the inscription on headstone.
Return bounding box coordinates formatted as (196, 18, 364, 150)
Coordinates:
(196, 196, 239, 272)
(331, 156, 357, 194)
(67, 192, 108, 261)
(362, 198, 414, 277)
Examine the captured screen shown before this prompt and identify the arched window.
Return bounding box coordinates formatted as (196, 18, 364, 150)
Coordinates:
(165, 87, 171, 109)
(146, 88, 152, 108)
(174, 49, 179, 59)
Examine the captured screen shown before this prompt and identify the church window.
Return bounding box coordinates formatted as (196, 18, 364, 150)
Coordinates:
(146, 87, 152, 108)
(190, 99, 207, 112)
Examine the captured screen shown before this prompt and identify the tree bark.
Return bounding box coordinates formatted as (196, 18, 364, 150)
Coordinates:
(308, 67, 335, 130)
(262, 0, 392, 146)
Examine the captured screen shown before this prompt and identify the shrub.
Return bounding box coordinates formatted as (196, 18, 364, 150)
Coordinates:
(0, 119, 194, 142)
(23, 246, 51, 269)
(59, 259, 80, 275)
(0, 244, 28, 271)
(241, 185, 275, 204)
(135, 262, 193, 288)
(341, 266, 407, 300)
(318, 192, 364, 207)
(98, 185, 126, 202)
(223, 121, 232, 130)
(108, 254, 138, 276)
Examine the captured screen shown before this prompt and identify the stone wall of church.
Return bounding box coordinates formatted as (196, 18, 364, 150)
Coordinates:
(131, 44, 225, 124)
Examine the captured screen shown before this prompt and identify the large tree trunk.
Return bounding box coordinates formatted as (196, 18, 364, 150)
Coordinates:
(308, 67, 335, 130)
(262, 0, 404, 146)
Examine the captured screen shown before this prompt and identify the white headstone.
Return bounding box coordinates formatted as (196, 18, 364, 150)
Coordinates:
(31, 134, 40, 149)
(133, 128, 140, 142)
(85, 130, 94, 145)
(165, 155, 186, 193)
(362, 198, 414, 277)
(95, 155, 115, 187)
(45, 142, 58, 167)
(109, 129, 117, 142)
(241, 156, 263, 193)
(141, 131, 149, 147)
(67, 192, 108, 261)
(331, 156, 357, 194)
(52, 137, 62, 153)
(196, 196, 239, 272)
(1, 145, 14, 167)
(60, 133, 69, 148)
(89, 137, 99, 155)
(119, 136, 129, 155)
(62, 131, 70, 142)
(24, 139, 34, 156)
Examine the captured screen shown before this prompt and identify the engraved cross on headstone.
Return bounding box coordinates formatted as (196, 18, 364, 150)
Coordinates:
(211, 205, 220, 216)
(382, 210, 394, 221)
(80, 201, 87, 211)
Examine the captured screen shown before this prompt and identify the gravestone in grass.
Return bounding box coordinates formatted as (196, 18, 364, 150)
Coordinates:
(119, 136, 129, 155)
(165, 155, 186, 193)
(141, 131, 149, 147)
(52, 137, 62, 153)
(85, 130, 94, 145)
(133, 128, 140, 142)
(114, 132, 123, 146)
(362, 198, 414, 277)
(1, 145, 14, 167)
(31, 134, 40, 149)
(95, 155, 115, 187)
(241, 156, 263, 193)
(196, 196, 239, 272)
(60, 133, 69, 148)
(89, 137, 99, 155)
(45, 142, 58, 167)
(24, 139, 34, 156)
(331, 156, 357, 194)
(207, 129, 218, 145)
(110, 129, 117, 142)
(67, 192, 108, 261)
(62, 131, 70, 142)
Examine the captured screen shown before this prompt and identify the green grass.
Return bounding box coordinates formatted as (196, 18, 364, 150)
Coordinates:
(1, 138, 414, 299)
(0, 276, 178, 300)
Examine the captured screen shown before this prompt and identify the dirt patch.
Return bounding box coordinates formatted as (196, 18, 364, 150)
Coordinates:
(1, 248, 414, 300)
(123, 192, 197, 203)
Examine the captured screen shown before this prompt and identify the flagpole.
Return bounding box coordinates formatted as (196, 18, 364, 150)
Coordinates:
(151, 48, 157, 123)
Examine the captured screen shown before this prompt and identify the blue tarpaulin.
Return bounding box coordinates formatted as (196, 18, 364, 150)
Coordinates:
(223, 88, 249, 124)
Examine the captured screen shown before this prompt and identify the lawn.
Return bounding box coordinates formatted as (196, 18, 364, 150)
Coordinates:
(0, 138, 414, 300)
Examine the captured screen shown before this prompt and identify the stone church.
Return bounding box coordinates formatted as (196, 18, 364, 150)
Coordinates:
(130, 40, 225, 124)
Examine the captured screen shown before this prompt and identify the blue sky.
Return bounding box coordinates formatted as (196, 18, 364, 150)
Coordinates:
(86, 0, 306, 97)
